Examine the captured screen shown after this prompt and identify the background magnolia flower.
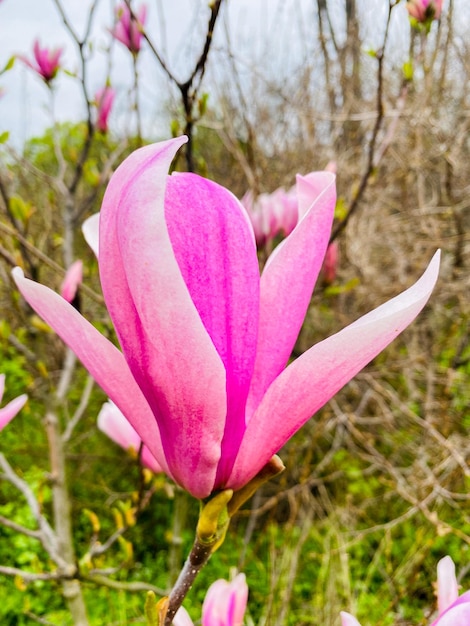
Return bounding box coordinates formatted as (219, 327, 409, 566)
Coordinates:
(97, 401, 162, 473)
(0, 373, 27, 431)
(13, 136, 440, 500)
(95, 86, 115, 133)
(406, 0, 443, 22)
(110, 3, 147, 54)
(242, 161, 337, 248)
(241, 186, 298, 246)
(202, 573, 248, 626)
(60, 260, 83, 304)
(321, 241, 339, 285)
(174, 574, 248, 626)
(20, 39, 63, 84)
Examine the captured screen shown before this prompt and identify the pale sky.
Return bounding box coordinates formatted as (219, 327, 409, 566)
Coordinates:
(0, 0, 318, 147)
(0, 0, 463, 148)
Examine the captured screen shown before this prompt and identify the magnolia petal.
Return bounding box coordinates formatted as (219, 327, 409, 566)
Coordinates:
(60, 260, 83, 303)
(340, 612, 362, 626)
(173, 606, 194, 626)
(82, 213, 100, 257)
(12, 268, 170, 476)
(202, 574, 248, 626)
(437, 556, 459, 615)
(165, 173, 260, 486)
(431, 593, 470, 626)
(247, 172, 335, 416)
(296, 171, 335, 219)
(229, 251, 440, 490)
(0, 393, 27, 431)
(99, 138, 226, 498)
(97, 401, 162, 474)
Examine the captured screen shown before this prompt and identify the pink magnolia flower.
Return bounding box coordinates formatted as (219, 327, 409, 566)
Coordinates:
(60, 260, 83, 304)
(202, 574, 248, 626)
(95, 86, 115, 133)
(0, 374, 27, 431)
(406, 0, 443, 22)
(111, 3, 147, 55)
(174, 574, 248, 626)
(21, 40, 63, 84)
(13, 136, 440, 500)
(241, 186, 298, 247)
(243, 161, 337, 248)
(98, 401, 162, 473)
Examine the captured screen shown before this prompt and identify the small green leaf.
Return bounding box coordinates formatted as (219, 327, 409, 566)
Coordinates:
(198, 92, 209, 117)
(0, 55, 16, 75)
(170, 119, 180, 138)
(334, 197, 347, 221)
(403, 60, 414, 81)
(145, 592, 159, 626)
(9, 195, 33, 223)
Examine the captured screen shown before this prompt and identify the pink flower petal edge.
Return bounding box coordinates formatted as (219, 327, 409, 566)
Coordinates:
(228, 251, 440, 490)
(437, 555, 459, 615)
(0, 374, 27, 431)
(340, 612, 362, 626)
(12, 267, 171, 478)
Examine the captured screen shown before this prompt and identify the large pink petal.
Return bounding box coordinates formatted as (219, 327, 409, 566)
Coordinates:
(229, 251, 440, 490)
(165, 173, 260, 486)
(12, 268, 170, 477)
(246, 172, 336, 416)
(99, 138, 227, 498)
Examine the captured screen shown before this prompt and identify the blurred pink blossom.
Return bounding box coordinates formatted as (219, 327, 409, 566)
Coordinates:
(321, 241, 339, 285)
(60, 260, 83, 304)
(174, 574, 248, 626)
(111, 3, 147, 54)
(0, 374, 27, 431)
(242, 161, 337, 248)
(406, 0, 443, 22)
(202, 574, 248, 626)
(95, 86, 115, 133)
(21, 40, 63, 84)
(241, 186, 297, 247)
(97, 401, 162, 473)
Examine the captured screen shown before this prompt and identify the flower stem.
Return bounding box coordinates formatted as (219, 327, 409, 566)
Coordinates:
(162, 490, 233, 624)
(163, 535, 214, 624)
